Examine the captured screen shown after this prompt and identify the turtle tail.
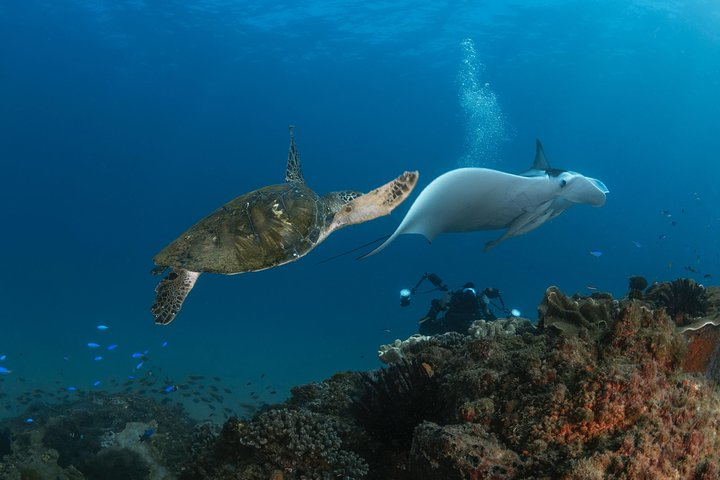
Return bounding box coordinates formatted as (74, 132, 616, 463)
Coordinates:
(151, 269, 201, 325)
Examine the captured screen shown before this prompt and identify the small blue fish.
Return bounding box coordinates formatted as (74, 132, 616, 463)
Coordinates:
(589, 250, 603, 257)
(161, 341, 168, 348)
(164, 385, 177, 393)
(67, 386, 77, 391)
(87, 342, 101, 348)
(632, 240, 642, 248)
(96, 325, 109, 330)
(0, 354, 6, 361)
(128, 375, 136, 379)
(0, 366, 11, 375)
(94, 356, 103, 361)
(24, 418, 34, 424)
(131, 352, 144, 359)
(139, 428, 156, 442)
(658, 233, 667, 240)
(93, 380, 101, 387)
(107, 344, 118, 351)
(136, 361, 144, 370)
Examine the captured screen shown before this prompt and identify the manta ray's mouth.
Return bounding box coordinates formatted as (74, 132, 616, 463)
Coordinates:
(588, 177, 609, 194)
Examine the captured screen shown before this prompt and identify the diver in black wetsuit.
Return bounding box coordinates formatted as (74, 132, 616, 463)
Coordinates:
(399, 273, 508, 335)
(418, 282, 498, 335)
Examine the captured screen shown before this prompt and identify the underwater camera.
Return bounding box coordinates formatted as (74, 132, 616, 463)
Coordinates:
(399, 288, 412, 307)
(399, 273, 449, 307)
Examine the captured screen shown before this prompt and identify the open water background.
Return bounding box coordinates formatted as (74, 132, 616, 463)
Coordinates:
(1, 0, 719, 418)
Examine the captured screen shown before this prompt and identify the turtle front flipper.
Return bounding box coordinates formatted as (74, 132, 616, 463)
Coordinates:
(327, 170, 419, 233)
(151, 269, 201, 325)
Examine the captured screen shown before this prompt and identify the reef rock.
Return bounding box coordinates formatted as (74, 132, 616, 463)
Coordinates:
(0, 392, 195, 480)
(409, 422, 522, 479)
(638, 280, 720, 381)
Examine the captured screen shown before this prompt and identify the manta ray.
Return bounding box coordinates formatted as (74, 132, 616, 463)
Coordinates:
(363, 139, 608, 256)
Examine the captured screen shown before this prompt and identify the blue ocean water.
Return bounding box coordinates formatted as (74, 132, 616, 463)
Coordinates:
(1, 0, 719, 419)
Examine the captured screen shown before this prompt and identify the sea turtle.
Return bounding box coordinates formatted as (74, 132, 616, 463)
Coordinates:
(151, 127, 418, 325)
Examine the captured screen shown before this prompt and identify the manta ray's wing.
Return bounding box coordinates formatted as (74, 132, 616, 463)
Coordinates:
(360, 168, 496, 258)
(363, 145, 608, 257)
(484, 199, 555, 252)
(359, 193, 447, 258)
(484, 195, 577, 251)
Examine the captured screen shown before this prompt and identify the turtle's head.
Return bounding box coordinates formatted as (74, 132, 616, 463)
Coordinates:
(322, 190, 363, 213)
(325, 170, 419, 233)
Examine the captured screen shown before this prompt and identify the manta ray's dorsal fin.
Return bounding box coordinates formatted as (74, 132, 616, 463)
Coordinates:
(533, 139, 550, 171)
(523, 139, 565, 177)
(285, 125, 305, 184)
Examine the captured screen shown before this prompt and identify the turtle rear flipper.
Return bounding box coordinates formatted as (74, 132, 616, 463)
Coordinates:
(151, 269, 201, 325)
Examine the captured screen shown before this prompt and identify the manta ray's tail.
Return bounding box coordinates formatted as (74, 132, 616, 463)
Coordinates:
(315, 235, 390, 265)
(358, 232, 400, 259)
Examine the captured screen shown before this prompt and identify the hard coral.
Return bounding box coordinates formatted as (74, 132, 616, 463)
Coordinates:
(645, 278, 709, 326)
(239, 408, 367, 479)
(538, 286, 618, 337)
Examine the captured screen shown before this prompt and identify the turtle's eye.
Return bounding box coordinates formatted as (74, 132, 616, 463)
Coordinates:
(344, 205, 353, 213)
(560, 179, 567, 187)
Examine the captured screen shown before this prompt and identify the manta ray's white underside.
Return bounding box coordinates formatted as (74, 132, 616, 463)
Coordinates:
(364, 165, 608, 257)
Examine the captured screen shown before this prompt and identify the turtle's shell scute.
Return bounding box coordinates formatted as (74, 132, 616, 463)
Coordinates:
(153, 183, 324, 274)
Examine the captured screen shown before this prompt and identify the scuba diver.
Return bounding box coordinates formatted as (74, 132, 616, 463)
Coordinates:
(399, 273, 511, 335)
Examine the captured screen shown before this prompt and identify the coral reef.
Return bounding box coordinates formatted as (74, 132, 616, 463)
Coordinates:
(239, 408, 367, 479)
(377, 334, 431, 364)
(182, 408, 368, 480)
(6, 279, 720, 479)
(0, 392, 196, 480)
(175, 280, 720, 479)
(409, 422, 523, 479)
(468, 316, 536, 338)
(628, 275, 649, 300)
(645, 278, 709, 326)
(537, 286, 619, 337)
(353, 360, 437, 445)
